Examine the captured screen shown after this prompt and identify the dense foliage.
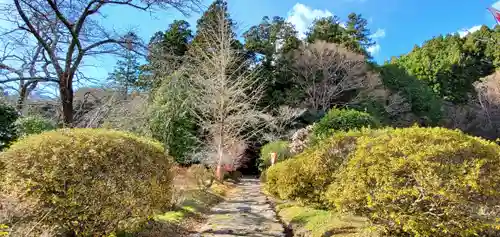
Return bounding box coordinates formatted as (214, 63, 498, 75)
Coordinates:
(0, 102, 18, 151)
(0, 129, 173, 236)
(390, 26, 500, 103)
(327, 127, 500, 236)
(14, 115, 56, 137)
(265, 130, 368, 207)
(311, 108, 379, 141)
(149, 75, 199, 164)
(266, 126, 500, 236)
(378, 64, 443, 124)
(258, 140, 291, 171)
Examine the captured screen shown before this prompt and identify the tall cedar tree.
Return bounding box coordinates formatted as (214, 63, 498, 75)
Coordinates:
(139, 20, 194, 90)
(243, 16, 302, 109)
(306, 14, 374, 57)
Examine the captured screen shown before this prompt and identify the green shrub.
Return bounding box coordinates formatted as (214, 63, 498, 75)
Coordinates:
(378, 64, 442, 124)
(0, 102, 18, 151)
(264, 130, 371, 207)
(149, 75, 199, 165)
(326, 127, 500, 236)
(14, 115, 56, 137)
(311, 108, 379, 142)
(258, 140, 292, 172)
(0, 128, 174, 236)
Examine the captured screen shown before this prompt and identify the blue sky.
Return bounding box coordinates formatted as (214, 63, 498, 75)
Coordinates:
(89, 0, 500, 81)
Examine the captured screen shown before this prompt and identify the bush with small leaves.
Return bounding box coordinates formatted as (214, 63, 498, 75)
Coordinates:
(0, 102, 18, 151)
(0, 128, 173, 236)
(264, 130, 372, 207)
(311, 108, 379, 143)
(326, 127, 500, 236)
(14, 115, 56, 137)
(258, 140, 292, 172)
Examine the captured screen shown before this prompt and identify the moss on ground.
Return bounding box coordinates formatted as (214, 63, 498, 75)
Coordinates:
(277, 203, 380, 237)
(117, 182, 234, 236)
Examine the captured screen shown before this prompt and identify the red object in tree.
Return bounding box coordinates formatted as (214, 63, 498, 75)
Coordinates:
(488, 7, 500, 24)
(223, 164, 234, 172)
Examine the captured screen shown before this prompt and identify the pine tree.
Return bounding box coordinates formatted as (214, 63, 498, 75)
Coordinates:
(345, 13, 375, 54)
(191, 0, 236, 50)
(140, 20, 194, 90)
(107, 50, 141, 98)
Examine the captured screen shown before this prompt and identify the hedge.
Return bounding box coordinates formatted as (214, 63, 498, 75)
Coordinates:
(0, 128, 174, 236)
(326, 127, 500, 236)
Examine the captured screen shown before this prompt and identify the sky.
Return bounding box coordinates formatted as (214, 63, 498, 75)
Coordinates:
(89, 0, 500, 81)
(2, 0, 500, 88)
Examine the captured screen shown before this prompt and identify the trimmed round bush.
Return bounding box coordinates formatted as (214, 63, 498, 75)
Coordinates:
(326, 127, 500, 236)
(258, 140, 292, 172)
(14, 115, 56, 137)
(264, 130, 370, 207)
(312, 108, 379, 142)
(0, 128, 174, 236)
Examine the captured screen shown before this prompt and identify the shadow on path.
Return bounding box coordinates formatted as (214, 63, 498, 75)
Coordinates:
(191, 178, 287, 237)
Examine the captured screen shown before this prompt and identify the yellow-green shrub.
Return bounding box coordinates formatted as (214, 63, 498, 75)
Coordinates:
(0, 128, 174, 236)
(326, 127, 500, 236)
(264, 130, 372, 207)
(188, 164, 215, 189)
(258, 140, 292, 172)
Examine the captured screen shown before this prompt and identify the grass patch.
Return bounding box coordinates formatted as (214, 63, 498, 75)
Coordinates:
(155, 187, 225, 223)
(277, 203, 380, 237)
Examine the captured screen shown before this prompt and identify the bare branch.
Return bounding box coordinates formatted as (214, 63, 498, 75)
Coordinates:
(185, 9, 269, 178)
(292, 40, 369, 111)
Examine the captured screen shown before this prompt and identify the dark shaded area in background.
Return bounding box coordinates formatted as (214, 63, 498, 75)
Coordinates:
(238, 142, 261, 175)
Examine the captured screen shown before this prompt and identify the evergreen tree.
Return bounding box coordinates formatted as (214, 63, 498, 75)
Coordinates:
(306, 14, 374, 57)
(108, 50, 141, 97)
(391, 26, 498, 103)
(243, 16, 301, 109)
(345, 13, 375, 56)
(191, 0, 236, 49)
(140, 20, 194, 90)
(306, 16, 345, 45)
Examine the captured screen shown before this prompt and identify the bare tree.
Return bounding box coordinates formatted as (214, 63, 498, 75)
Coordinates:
(472, 70, 500, 138)
(185, 10, 267, 180)
(0, 40, 58, 111)
(0, 0, 200, 125)
(292, 40, 368, 111)
(262, 105, 305, 142)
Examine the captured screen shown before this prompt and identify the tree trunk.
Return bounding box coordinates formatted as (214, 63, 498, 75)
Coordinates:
(16, 86, 27, 111)
(16, 82, 37, 112)
(216, 129, 224, 181)
(59, 73, 74, 126)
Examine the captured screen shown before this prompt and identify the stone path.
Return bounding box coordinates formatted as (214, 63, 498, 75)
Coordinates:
(193, 178, 285, 237)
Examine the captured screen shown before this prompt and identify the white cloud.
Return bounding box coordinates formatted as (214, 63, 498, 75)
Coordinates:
(457, 25, 482, 38)
(286, 3, 333, 38)
(366, 28, 385, 56)
(493, 1, 500, 9)
(285, 3, 383, 56)
(367, 44, 381, 55)
(370, 28, 386, 39)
